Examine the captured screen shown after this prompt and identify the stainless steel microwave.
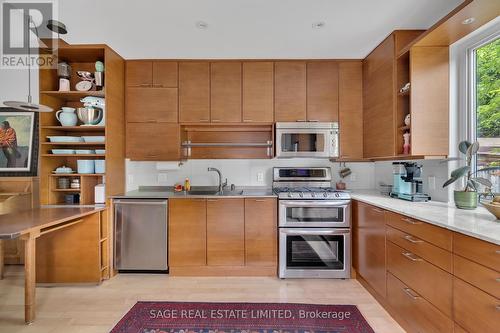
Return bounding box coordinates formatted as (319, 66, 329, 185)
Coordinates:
(275, 122, 339, 158)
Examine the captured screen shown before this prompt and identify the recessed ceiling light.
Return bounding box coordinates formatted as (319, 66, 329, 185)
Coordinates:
(462, 17, 475, 25)
(196, 21, 208, 30)
(312, 21, 326, 29)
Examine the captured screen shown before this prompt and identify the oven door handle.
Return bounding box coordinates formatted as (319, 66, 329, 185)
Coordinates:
(282, 229, 350, 235)
(280, 200, 350, 207)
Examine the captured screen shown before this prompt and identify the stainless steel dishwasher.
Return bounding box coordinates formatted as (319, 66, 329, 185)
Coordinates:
(114, 199, 168, 271)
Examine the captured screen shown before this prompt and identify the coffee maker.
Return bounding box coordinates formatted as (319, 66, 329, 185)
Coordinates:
(390, 162, 431, 202)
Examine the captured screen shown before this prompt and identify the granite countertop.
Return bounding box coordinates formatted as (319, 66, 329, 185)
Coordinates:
(350, 190, 500, 245)
(112, 186, 277, 199)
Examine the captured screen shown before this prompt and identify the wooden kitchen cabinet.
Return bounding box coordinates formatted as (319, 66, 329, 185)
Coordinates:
(242, 62, 274, 123)
(306, 61, 339, 122)
(274, 62, 307, 122)
(126, 61, 152, 86)
(244, 198, 277, 267)
(126, 87, 178, 123)
(210, 62, 242, 122)
(179, 62, 210, 122)
(152, 61, 178, 87)
(339, 61, 363, 159)
(169, 199, 207, 266)
(126, 61, 178, 87)
(353, 201, 387, 297)
(207, 198, 245, 266)
(126, 123, 180, 160)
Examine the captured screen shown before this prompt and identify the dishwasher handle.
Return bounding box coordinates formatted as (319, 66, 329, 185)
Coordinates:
(114, 200, 167, 206)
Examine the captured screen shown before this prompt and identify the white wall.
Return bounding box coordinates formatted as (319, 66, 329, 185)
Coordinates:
(126, 159, 376, 191)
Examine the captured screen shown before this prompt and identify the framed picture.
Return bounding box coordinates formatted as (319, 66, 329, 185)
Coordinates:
(0, 108, 38, 176)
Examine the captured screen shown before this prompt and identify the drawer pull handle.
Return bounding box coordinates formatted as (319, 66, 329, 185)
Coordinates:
(496, 250, 500, 255)
(496, 278, 500, 283)
(403, 235, 423, 244)
(496, 305, 500, 311)
(402, 252, 423, 262)
(402, 217, 422, 225)
(403, 288, 420, 300)
(372, 208, 384, 213)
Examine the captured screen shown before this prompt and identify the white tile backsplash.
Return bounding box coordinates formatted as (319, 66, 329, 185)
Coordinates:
(374, 160, 450, 202)
(126, 158, 376, 191)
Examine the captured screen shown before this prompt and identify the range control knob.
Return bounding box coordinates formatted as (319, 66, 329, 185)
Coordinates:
(288, 192, 292, 198)
(335, 193, 339, 197)
(299, 193, 304, 198)
(323, 192, 328, 198)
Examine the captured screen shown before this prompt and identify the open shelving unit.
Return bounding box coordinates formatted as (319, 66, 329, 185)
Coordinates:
(39, 42, 125, 206)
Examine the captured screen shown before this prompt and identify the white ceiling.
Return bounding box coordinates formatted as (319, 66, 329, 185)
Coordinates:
(60, 0, 462, 59)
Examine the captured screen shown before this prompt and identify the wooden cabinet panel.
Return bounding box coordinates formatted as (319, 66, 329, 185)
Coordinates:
(386, 225, 452, 273)
(386, 273, 453, 333)
(169, 199, 207, 267)
(387, 241, 452, 316)
(353, 201, 386, 297)
(242, 62, 274, 123)
(210, 62, 242, 122)
(363, 35, 396, 158)
(453, 232, 500, 272)
(126, 61, 152, 86)
(153, 61, 178, 88)
(126, 87, 178, 123)
(179, 62, 210, 122)
(385, 211, 452, 251)
(306, 62, 339, 122)
(207, 198, 244, 266)
(126, 123, 180, 161)
(454, 254, 500, 299)
(274, 62, 307, 122)
(453, 277, 500, 333)
(245, 198, 277, 267)
(410, 47, 449, 156)
(339, 61, 363, 159)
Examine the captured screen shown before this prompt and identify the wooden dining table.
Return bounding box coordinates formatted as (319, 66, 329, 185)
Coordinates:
(0, 206, 105, 324)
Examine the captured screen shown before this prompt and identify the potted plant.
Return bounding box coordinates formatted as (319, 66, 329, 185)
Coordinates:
(442, 141, 500, 209)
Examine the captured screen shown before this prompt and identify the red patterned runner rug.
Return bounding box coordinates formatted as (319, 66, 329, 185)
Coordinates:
(111, 302, 375, 333)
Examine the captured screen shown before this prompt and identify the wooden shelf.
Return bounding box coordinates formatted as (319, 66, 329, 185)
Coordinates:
(42, 154, 105, 157)
(42, 126, 105, 132)
(50, 173, 104, 177)
(42, 142, 105, 146)
(51, 188, 81, 192)
(40, 91, 104, 101)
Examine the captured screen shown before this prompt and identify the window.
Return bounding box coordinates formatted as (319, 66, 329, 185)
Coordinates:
(469, 36, 500, 194)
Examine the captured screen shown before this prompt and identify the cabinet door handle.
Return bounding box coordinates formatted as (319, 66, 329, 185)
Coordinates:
(308, 119, 319, 122)
(496, 305, 500, 311)
(253, 199, 266, 202)
(211, 119, 221, 122)
(199, 119, 209, 122)
(496, 250, 500, 255)
(495, 278, 500, 283)
(139, 83, 151, 87)
(146, 119, 157, 123)
(402, 252, 423, 262)
(152, 84, 164, 88)
(372, 208, 384, 213)
(403, 287, 420, 300)
(243, 119, 254, 122)
(207, 199, 219, 202)
(402, 217, 422, 225)
(403, 235, 423, 244)
(296, 119, 307, 122)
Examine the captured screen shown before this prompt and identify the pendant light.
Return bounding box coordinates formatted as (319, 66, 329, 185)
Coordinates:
(3, 16, 68, 112)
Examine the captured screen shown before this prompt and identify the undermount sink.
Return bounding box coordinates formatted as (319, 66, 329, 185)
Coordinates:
(187, 190, 220, 195)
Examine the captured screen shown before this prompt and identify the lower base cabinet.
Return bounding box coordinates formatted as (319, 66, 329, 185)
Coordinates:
(386, 273, 453, 333)
(169, 197, 277, 276)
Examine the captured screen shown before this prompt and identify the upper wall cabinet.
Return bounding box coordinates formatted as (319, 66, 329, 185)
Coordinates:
(179, 62, 210, 123)
(339, 61, 363, 159)
(210, 62, 242, 123)
(242, 62, 274, 123)
(126, 61, 178, 87)
(307, 61, 339, 122)
(275, 62, 307, 122)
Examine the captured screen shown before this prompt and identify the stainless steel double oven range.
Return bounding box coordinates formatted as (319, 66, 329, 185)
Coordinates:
(273, 167, 351, 279)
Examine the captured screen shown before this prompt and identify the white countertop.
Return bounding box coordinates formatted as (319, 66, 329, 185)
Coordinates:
(350, 190, 500, 245)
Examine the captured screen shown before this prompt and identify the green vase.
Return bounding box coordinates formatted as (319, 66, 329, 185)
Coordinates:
(454, 191, 478, 210)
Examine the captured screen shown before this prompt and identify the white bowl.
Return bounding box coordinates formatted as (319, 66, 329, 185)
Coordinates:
(82, 136, 105, 143)
(51, 149, 75, 155)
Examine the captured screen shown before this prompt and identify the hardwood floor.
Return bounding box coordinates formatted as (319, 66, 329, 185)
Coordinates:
(0, 266, 404, 333)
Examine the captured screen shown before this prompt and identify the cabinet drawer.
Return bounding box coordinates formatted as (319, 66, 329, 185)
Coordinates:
(387, 241, 452, 316)
(386, 273, 453, 333)
(453, 277, 500, 333)
(386, 225, 452, 273)
(453, 232, 500, 272)
(385, 211, 452, 250)
(454, 254, 500, 298)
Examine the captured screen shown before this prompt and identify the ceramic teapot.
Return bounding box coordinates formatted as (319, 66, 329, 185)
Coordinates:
(56, 107, 78, 126)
